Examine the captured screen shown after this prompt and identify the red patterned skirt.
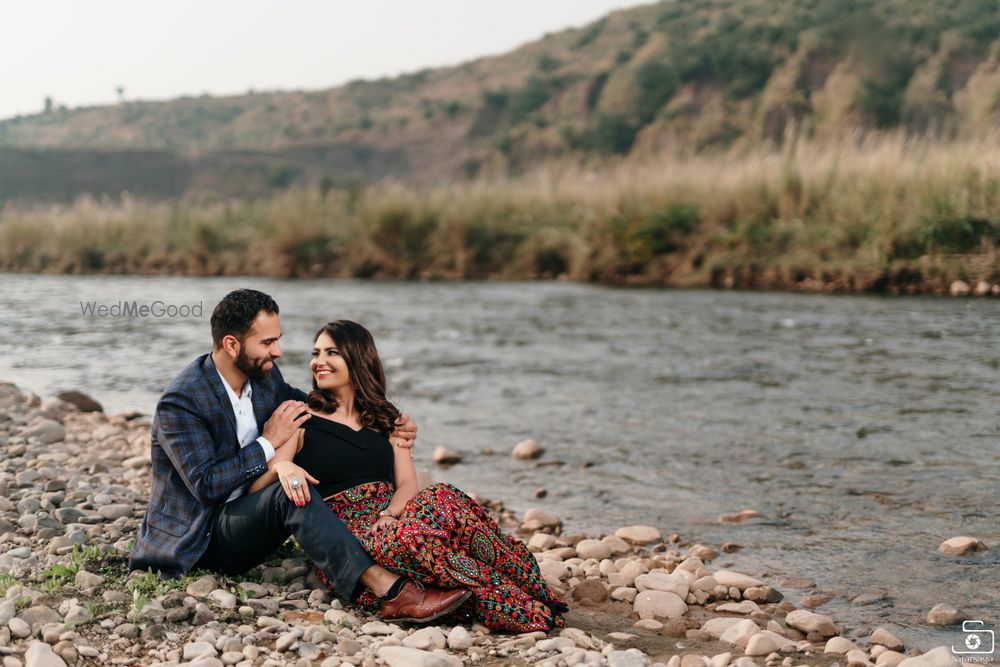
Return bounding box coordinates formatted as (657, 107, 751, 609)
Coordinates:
(313, 481, 566, 632)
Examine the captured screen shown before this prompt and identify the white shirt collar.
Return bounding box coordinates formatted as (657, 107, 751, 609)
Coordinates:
(216, 367, 252, 404)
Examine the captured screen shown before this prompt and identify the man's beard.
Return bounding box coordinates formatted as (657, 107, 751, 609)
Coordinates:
(235, 346, 272, 382)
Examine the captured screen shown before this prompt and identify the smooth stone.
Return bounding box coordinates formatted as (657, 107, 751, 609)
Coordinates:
(9, 617, 32, 639)
(0, 600, 15, 626)
(926, 604, 967, 626)
(635, 572, 689, 599)
(847, 649, 873, 666)
(602, 535, 631, 555)
(537, 637, 576, 652)
(18, 607, 61, 635)
(512, 439, 545, 460)
(938, 537, 988, 556)
(785, 609, 837, 637)
(432, 447, 462, 465)
(360, 621, 395, 635)
(572, 579, 608, 603)
(615, 526, 661, 545)
(73, 570, 104, 592)
(633, 590, 687, 620)
(186, 575, 218, 597)
(376, 646, 463, 667)
(719, 619, 760, 649)
(718, 509, 761, 524)
(898, 646, 962, 667)
(523, 508, 561, 529)
(55, 391, 102, 413)
(716, 601, 760, 615)
(446, 626, 472, 650)
(96, 504, 132, 520)
(183, 641, 218, 660)
(607, 648, 650, 667)
(826, 637, 863, 654)
(23, 642, 67, 667)
(575, 539, 612, 560)
(21, 421, 65, 445)
(208, 589, 237, 609)
(701, 617, 745, 639)
(712, 570, 764, 591)
(876, 651, 907, 666)
(870, 628, 904, 651)
(528, 533, 557, 552)
(402, 627, 446, 650)
(745, 633, 781, 657)
(634, 619, 663, 631)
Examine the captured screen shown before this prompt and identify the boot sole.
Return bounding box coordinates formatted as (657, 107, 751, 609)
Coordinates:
(386, 590, 473, 624)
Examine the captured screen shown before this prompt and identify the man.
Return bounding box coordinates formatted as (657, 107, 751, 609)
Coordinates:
(130, 289, 470, 621)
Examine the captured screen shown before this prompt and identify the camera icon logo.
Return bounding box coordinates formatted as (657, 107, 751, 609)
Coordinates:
(952, 621, 995, 656)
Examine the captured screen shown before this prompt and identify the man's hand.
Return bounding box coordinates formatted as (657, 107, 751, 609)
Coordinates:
(263, 400, 310, 447)
(274, 460, 319, 506)
(389, 412, 417, 450)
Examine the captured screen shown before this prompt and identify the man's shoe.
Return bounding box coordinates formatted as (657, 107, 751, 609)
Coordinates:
(379, 580, 472, 623)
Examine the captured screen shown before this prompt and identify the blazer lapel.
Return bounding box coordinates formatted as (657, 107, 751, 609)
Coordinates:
(202, 355, 239, 451)
(251, 375, 269, 435)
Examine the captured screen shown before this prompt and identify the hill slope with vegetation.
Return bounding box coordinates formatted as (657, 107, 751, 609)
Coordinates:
(2, 0, 1000, 195)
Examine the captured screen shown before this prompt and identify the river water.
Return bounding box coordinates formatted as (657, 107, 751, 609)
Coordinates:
(0, 274, 996, 650)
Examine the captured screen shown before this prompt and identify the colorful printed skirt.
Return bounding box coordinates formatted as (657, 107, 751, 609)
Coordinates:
(313, 481, 567, 632)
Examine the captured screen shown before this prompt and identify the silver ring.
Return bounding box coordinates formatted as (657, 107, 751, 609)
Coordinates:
(290, 478, 301, 488)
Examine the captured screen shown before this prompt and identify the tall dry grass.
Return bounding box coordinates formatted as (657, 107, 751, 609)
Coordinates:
(2, 134, 999, 292)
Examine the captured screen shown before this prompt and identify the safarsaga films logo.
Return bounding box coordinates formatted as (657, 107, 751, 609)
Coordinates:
(79, 300, 203, 318)
(953, 621, 996, 663)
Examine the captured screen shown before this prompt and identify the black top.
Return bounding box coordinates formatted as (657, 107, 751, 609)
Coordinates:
(296, 415, 394, 497)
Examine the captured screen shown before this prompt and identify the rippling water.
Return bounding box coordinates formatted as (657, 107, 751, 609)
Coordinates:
(1, 274, 996, 649)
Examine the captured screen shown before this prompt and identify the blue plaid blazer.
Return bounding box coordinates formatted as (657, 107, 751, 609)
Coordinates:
(129, 353, 308, 575)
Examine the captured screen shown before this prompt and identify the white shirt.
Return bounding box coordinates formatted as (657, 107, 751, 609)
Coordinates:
(216, 368, 276, 503)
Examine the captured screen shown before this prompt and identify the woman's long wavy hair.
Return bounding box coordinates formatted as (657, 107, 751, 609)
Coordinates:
(307, 320, 400, 436)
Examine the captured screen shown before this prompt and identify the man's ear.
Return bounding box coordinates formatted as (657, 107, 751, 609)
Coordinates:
(221, 335, 241, 359)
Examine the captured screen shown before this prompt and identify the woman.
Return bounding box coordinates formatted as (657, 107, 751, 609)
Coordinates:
(249, 320, 566, 632)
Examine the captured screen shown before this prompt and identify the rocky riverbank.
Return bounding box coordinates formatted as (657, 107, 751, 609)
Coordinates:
(0, 382, 963, 667)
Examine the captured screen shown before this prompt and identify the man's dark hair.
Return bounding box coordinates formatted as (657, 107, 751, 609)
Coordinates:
(211, 289, 279, 349)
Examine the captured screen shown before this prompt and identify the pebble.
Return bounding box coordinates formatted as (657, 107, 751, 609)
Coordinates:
(512, 438, 545, 460)
(785, 609, 837, 637)
(826, 637, 863, 653)
(575, 539, 612, 560)
(23, 642, 66, 667)
(938, 536, 988, 555)
(871, 627, 905, 651)
(376, 646, 463, 667)
(712, 570, 765, 590)
(614, 526, 661, 545)
(926, 603, 967, 626)
(446, 626, 472, 650)
(633, 590, 688, 619)
(431, 446, 462, 465)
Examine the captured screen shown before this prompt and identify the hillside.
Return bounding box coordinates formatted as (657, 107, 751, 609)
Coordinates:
(2, 0, 1000, 200)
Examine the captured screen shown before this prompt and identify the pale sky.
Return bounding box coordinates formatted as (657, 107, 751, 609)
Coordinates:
(0, 1, 648, 121)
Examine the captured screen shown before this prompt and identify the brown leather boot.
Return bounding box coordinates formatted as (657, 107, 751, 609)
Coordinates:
(379, 579, 472, 623)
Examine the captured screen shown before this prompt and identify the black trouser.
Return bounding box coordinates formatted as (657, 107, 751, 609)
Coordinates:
(195, 482, 374, 599)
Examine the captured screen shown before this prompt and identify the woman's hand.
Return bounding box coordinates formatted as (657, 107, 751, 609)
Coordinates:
(274, 461, 319, 507)
(368, 515, 398, 535)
